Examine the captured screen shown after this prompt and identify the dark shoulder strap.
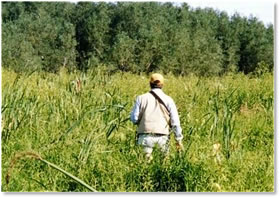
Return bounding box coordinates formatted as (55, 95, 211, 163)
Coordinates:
(149, 90, 170, 115)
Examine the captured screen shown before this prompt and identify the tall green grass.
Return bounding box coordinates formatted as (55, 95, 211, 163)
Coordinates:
(1, 68, 274, 192)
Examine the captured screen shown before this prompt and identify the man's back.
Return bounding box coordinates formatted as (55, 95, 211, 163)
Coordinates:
(136, 89, 171, 135)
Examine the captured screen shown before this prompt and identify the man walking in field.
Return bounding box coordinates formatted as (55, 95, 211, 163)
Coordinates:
(130, 73, 184, 161)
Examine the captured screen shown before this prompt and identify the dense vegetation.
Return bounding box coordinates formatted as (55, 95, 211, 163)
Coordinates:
(2, 1, 273, 75)
(1, 68, 274, 192)
(1, 1, 274, 192)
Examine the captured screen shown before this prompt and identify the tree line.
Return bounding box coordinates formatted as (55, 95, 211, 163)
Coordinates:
(2, 1, 274, 76)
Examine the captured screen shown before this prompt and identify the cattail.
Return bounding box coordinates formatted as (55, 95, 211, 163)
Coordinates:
(213, 143, 222, 165)
(76, 79, 81, 93)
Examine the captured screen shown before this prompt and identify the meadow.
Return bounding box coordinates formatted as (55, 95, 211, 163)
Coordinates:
(1, 67, 274, 192)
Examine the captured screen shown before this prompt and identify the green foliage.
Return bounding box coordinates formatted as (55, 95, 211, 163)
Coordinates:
(231, 15, 273, 74)
(74, 2, 114, 70)
(111, 32, 138, 72)
(2, 2, 77, 73)
(253, 61, 271, 77)
(2, 2, 274, 75)
(1, 68, 274, 192)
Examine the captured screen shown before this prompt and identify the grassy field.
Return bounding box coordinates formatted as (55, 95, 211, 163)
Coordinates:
(1, 67, 274, 192)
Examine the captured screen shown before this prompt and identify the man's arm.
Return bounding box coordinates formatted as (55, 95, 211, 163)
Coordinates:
(168, 99, 184, 151)
(130, 96, 141, 125)
(168, 98, 183, 142)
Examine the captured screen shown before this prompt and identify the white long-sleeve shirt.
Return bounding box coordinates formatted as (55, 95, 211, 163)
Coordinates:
(130, 88, 183, 141)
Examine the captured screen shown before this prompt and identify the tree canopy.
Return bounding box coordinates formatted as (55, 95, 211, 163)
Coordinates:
(2, 2, 274, 75)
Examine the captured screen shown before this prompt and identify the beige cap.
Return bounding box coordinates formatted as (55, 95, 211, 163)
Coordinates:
(150, 73, 164, 86)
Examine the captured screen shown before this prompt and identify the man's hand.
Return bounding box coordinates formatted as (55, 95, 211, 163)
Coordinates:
(176, 141, 184, 152)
